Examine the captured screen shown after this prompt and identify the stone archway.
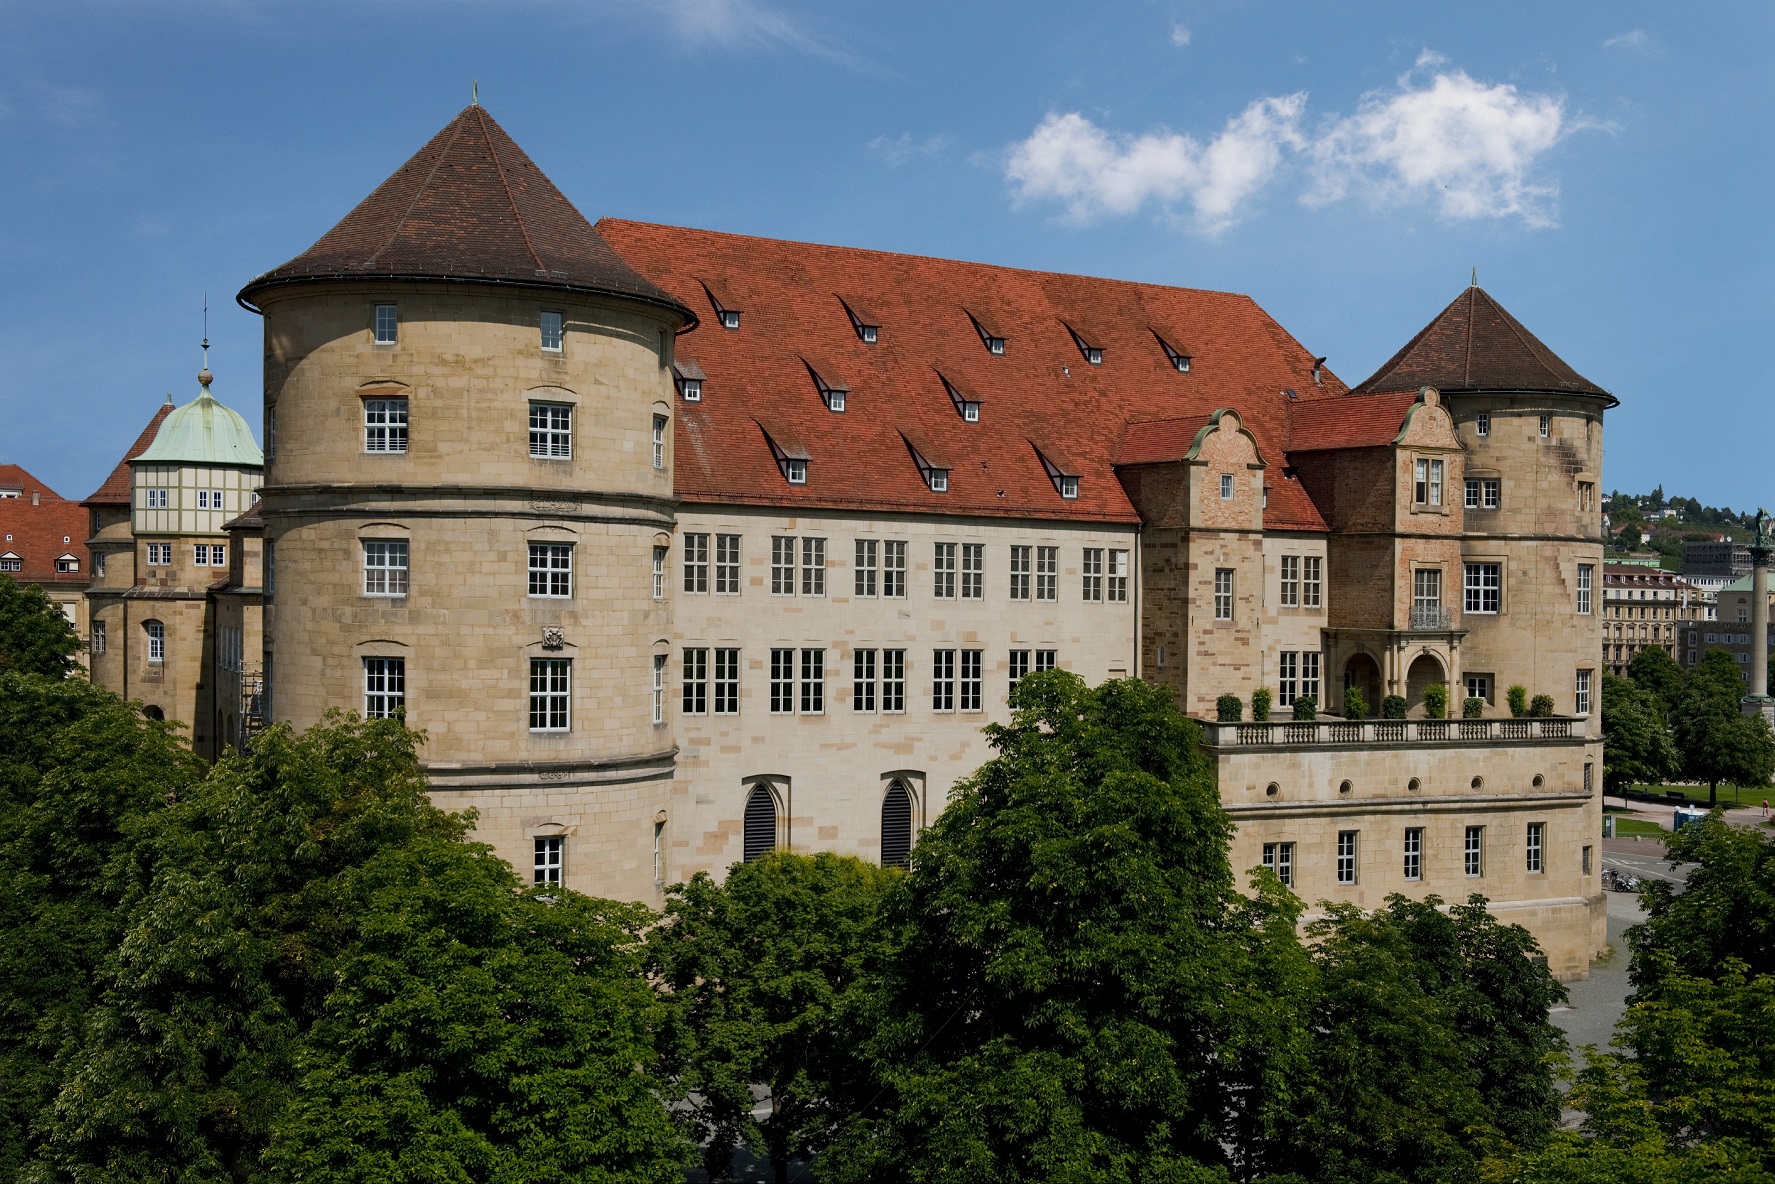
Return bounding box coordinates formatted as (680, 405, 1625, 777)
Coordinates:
(1342, 653, 1381, 715)
(1405, 652, 1446, 714)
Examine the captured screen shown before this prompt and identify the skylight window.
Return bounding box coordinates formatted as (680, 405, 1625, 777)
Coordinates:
(674, 359, 707, 402)
(1154, 332, 1192, 373)
(967, 311, 1006, 355)
(1065, 324, 1104, 366)
(939, 374, 981, 423)
(840, 298, 880, 344)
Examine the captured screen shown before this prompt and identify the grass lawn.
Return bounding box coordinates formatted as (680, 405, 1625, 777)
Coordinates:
(1613, 817, 1666, 838)
(1624, 784, 1765, 810)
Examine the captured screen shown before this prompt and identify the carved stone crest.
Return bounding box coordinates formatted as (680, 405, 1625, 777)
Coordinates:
(541, 626, 565, 650)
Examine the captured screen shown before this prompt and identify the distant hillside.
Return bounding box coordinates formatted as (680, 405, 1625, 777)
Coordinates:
(1605, 487, 1761, 571)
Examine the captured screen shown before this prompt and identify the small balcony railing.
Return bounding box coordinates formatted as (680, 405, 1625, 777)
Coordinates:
(1205, 716, 1577, 748)
(1410, 605, 1455, 630)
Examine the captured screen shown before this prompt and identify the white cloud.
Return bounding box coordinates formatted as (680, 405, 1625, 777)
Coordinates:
(869, 132, 956, 166)
(646, 0, 856, 66)
(1170, 23, 1191, 47)
(1004, 96, 1305, 233)
(1603, 29, 1653, 51)
(1004, 54, 1583, 233)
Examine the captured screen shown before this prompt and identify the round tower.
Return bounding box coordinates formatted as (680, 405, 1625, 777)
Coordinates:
(237, 106, 694, 901)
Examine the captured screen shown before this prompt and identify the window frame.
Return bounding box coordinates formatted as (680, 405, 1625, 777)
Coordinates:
(801, 537, 826, 597)
(1280, 555, 1300, 608)
(770, 648, 795, 714)
(1214, 568, 1234, 620)
(145, 619, 165, 663)
(883, 540, 907, 599)
(540, 310, 564, 353)
(1107, 548, 1129, 603)
(959, 649, 983, 712)
(534, 836, 563, 886)
(715, 534, 741, 595)
(853, 648, 877, 713)
(1463, 562, 1502, 615)
(1009, 545, 1031, 601)
(528, 401, 572, 459)
(771, 536, 795, 595)
(960, 543, 984, 600)
(1302, 555, 1322, 609)
(373, 303, 398, 345)
(363, 397, 409, 454)
(1403, 828, 1424, 880)
(882, 649, 906, 713)
(1336, 830, 1358, 885)
(799, 648, 825, 714)
(1262, 841, 1294, 888)
(854, 539, 878, 597)
(363, 540, 410, 597)
(683, 533, 710, 594)
(652, 414, 667, 470)
(363, 656, 406, 719)
(528, 658, 572, 732)
(527, 542, 573, 599)
(1081, 548, 1104, 603)
(1036, 546, 1058, 602)
(933, 543, 957, 599)
(682, 648, 708, 716)
(1575, 668, 1593, 715)
(1526, 822, 1545, 874)
(713, 648, 740, 715)
(1577, 563, 1594, 615)
(932, 649, 956, 712)
(1464, 826, 1484, 878)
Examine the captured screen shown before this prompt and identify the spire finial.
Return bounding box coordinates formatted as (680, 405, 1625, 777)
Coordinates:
(472, 80, 478, 107)
(198, 291, 214, 392)
(1470, 266, 1478, 288)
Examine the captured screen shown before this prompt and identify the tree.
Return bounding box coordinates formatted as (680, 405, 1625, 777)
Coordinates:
(0, 574, 81, 678)
(1671, 649, 1775, 806)
(1627, 647, 1686, 715)
(1602, 675, 1680, 797)
(820, 672, 1270, 1183)
(647, 852, 897, 1183)
(1629, 813, 1775, 984)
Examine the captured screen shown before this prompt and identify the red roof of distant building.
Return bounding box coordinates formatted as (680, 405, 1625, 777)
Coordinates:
(0, 466, 88, 588)
(1286, 389, 1423, 452)
(599, 219, 1339, 530)
(83, 403, 174, 507)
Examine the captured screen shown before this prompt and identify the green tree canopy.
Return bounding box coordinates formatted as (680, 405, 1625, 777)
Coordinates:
(1630, 814, 1775, 984)
(1671, 649, 1775, 805)
(1626, 646, 1687, 715)
(0, 574, 82, 678)
(1602, 675, 1681, 796)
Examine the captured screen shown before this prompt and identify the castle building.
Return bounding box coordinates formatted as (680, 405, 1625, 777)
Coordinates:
(0, 465, 90, 654)
(233, 105, 1609, 976)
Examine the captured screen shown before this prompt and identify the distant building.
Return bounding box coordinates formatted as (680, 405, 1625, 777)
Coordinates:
(1683, 539, 1751, 578)
(1680, 575, 1775, 687)
(0, 465, 90, 659)
(1602, 564, 1704, 676)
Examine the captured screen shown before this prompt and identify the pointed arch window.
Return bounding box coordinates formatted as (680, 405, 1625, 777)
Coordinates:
(743, 784, 778, 862)
(881, 781, 913, 869)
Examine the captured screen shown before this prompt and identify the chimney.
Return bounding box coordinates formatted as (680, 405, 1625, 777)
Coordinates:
(31, 491, 39, 506)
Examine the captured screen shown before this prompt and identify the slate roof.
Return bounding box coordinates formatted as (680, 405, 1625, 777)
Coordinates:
(1352, 285, 1614, 401)
(598, 219, 1339, 531)
(83, 403, 174, 507)
(0, 466, 88, 588)
(237, 106, 692, 323)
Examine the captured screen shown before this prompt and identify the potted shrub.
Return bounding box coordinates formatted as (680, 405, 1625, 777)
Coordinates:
(1424, 683, 1448, 720)
(1462, 696, 1485, 719)
(1251, 688, 1273, 722)
(1528, 694, 1556, 718)
(1293, 695, 1318, 721)
(1216, 693, 1243, 722)
(1507, 685, 1528, 718)
(1382, 695, 1408, 719)
(1343, 686, 1368, 719)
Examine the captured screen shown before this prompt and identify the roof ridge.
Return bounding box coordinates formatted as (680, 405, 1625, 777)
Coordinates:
(1462, 287, 1476, 387)
(365, 110, 466, 271)
(477, 105, 548, 276)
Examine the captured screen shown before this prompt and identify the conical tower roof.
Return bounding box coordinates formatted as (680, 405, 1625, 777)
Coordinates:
(237, 105, 692, 323)
(1352, 285, 1614, 403)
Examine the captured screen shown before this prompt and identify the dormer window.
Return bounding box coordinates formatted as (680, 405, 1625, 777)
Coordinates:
(785, 458, 807, 484)
(806, 363, 849, 413)
(1059, 476, 1079, 499)
(1034, 445, 1080, 500)
(904, 436, 949, 493)
(967, 311, 1006, 355)
(761, 425, 809, 486)
(1065, 324, 1104, 366)
(840, 298, 880, 344)
(928, 469, 949, 492)
(938, 374, 982, 422)
(674, 359, 707, 402)
(1154, 332, 1192, 373)
(56, 555, 79, 573)
(0, 553, 20, 573)
(703, 283, 742, 330)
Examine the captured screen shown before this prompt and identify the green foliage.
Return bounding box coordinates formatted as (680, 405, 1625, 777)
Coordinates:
(1252, 687, 1272, 722)
(1342, 687, 1367, 720)
(647, 852, 896, 1181)
(1628, 646, 1687, 713)
(1507, 685, 1529, 718)
(1672, 649, 1775, 804)
(1463, 696, 1486, 719)
(1630, 814, 1775, 983)
(1217, 693, 1243, 722)
(0, 574, 82, 678)
(1424, 683, 1448, 720)
(1602, 675, 1681, 795)
(1528, 694, 1556, 718)
(1292, 695, 1317, 721)
(1382, 695, 1408, 720)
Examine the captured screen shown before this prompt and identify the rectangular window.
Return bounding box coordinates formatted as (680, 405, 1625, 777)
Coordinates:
(1009, 649, 1030, 694)
(540, 310, 564, 352)
(1429, 459, 1443, 506)
(364, 398, 408, 453)
(1465, 674, 1492, 703)
(1036, 546, 1058, 601)
(715, 534, 741, 594)
(1475, 411, 1489, 437)
(528, 402, 571, 459)
(1577, 564, 1594, 615)
(197, 490, 209, 509)
(1526, 822, 1545, 874)
(94, 552, 106, 578)
(146, 543, 171, 566)
(1107, 548, 1129, 603)
(1414, 458, 1445, 505)
(933, 543, 957, 599)
(1464, 826, 1484, 878)
(801, 537, 826, 596)
(1414, 567, 1443, 611)
(1036, 649, 1056, 673)
(883, 541, 907, 599)
(682, 648, 708, 715)
(770, 648, 794, 713)
(363, 540, 409, 596)
(1403, 828, 1423, 881)
(145, 488, 168, 509)
(1081, 548, 1104, 602)
(1278, 651, 1298, 706)
(853, 648, 877, 712)
(882, 649, 906, 713)
(1575, 668, 1593, 715)
(959, 650, 983, 712)
(527, 543, 572, 598)
(653, 654, 666, 725)
(771, 537, 795, 595)
(855, 539, 878, 597)
(683, 533, 709, 593)
(1261, 841, 1293, 888)
(652, 415, 667, 470)
(373, 303, 398, 345)
(1539, 414, 1551, 438)
(1302, 651, 1320, 703)
(1582, 845, 1592, 876)
(529, 658, 571, 732)
(1280, 555, 1300, 607)
(932, 649, 955, 712)
(652, 546, 666, 600)
(713, 648, 740, 715)
(1214, 568, 1234, 620)
(1579, 481, 1595, 512)
(146, 620, 164, 662)
(800, 648, 825, 714)
(1464, 563, 1501, 614)
(1009, 545, 1031, 601)
(1337, 831, 1358, 885)
(91, 620, 106, 656)
(534, 836, 563, 886)
(1220, 473, 1234, 500)
(960, 544, 984, 600)
(364, 656, 405, 719)
(1302, 555, 1322, 609)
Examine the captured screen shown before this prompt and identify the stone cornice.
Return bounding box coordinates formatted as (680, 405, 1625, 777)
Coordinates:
(258, 482, 677, 528)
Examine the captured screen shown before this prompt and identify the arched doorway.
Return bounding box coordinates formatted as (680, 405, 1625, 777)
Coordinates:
(742, 784, 777, 862)
(881, 781, 913, 869)
(1342, 653, 1381, 715)
(1405, 653, 1446, 713)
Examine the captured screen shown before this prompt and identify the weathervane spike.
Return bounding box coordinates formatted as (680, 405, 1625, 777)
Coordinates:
(472, 80, 478, 107)
(1470, 266, 1478, 288)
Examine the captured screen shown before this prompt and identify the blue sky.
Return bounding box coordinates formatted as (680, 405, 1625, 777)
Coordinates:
(2, 1, 1770, 507)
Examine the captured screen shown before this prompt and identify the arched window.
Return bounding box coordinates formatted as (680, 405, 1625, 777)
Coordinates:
(881, 780, 913, 869)
(742, 784, 777, 863)
(143, 705, 165, 721)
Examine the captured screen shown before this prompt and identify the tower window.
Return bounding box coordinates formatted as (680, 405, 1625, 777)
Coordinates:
(373, 304, 397, 345)
(144, 620, 164, 663)
(1539, 413, 1551, 438)
(529, 402, 572, 459)
(363, 656, 406, 719)
(652, 415, 667, 469)
(534, 836, 563, 885)
(364, 398, 409, 454)
(528, 658, 572, 732)
(540, 311, 564, 352)
(1476, 411, 1490, 437)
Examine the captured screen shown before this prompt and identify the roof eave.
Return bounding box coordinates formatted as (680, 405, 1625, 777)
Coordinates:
(236, 270, 699, 329)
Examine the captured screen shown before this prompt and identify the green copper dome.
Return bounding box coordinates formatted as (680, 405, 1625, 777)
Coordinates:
(136, 377, 263, 468)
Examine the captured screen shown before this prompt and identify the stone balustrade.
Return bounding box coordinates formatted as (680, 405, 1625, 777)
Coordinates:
(1197, 716, 1579, 747)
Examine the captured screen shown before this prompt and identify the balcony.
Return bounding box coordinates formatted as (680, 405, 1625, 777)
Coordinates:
(1409, 605, 1455, 630)
(1197, 716, 1579, 748)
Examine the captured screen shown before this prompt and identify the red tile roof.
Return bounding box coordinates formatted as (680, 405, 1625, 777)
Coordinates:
(0, 466, 88, 589)
(83, 403, 174, 507)
(1114, 416, 1217, 466)
(599, 219, 1340, 530)
(1286, 389, 1422, 452)
(238, 107, 691, 324)
(1352, 285, 1613, 401)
